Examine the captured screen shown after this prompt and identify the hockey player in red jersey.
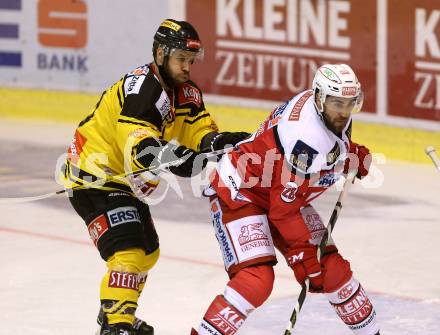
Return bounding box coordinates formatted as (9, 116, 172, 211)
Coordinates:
(192, 64, 380, 335)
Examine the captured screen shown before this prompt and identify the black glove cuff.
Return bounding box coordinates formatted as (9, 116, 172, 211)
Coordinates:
(210, 132, 229, 152)
(135, 138, 178, 169)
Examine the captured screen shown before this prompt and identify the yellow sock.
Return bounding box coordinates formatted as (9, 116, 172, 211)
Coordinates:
(100, 247, 160, 325)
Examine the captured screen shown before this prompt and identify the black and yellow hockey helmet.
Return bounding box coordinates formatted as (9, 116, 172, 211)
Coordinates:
(154, 19, 203, 55)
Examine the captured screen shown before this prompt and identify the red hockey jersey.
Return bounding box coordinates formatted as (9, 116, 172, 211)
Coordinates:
(211, 90, 352, 244)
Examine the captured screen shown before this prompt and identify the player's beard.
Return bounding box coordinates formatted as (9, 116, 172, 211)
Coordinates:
(159, 59, 189, 89)
(322, 112, 348, 137)
(158, 58, 180, 89)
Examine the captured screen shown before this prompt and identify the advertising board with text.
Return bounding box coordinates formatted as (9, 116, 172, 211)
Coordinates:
(187, 0, 377, 114)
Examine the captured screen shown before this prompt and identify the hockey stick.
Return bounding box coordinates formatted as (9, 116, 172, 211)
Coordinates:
(283, 172, 356, 335)
(0, 147, 232, 204)
(425, 146, 440, 172)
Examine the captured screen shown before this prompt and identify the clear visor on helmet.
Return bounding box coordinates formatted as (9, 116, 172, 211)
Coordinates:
(351, 90, 364, 113)
(164, 46, 204, 63)
(321, 89, 364, 114)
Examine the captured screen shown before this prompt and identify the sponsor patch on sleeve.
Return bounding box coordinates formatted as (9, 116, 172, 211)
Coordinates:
(68, 130, 87, 164)
(268, 101, 288, 128)
(289, 91, 312, 121)
(129, 65, 149, 76)
(124, 75, 146, 95)
(155, 90, 172, 120)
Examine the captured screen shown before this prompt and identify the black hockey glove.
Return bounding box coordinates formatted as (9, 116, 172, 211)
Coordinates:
(210, 132, 251, 151)
(168, 145, 208, 178)
(135, 138, 207, 178)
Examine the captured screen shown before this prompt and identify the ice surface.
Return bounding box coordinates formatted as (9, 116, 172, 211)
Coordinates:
(0, 119, 439, 334)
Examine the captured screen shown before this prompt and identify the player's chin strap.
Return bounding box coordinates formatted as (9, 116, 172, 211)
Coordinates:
(283, 170, 357, 335)
(0, 147, 233, 204)
(425, 146, 440, 172)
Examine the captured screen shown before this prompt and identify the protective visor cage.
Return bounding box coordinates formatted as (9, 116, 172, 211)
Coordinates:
(312, 64, 363, 114)
(154, 19, 204, 61)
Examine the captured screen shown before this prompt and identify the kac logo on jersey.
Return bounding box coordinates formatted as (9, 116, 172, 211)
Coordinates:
(107, 206, 141, 227)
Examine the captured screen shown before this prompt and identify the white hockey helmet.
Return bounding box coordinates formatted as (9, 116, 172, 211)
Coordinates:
(312, 64, 363, 114)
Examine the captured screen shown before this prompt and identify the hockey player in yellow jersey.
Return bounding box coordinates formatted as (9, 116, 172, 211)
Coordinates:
(61, 19, 250, 335)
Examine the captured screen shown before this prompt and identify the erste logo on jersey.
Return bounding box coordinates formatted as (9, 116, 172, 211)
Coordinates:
(178, 83, 202, 108)
(280, 181, 298, 203)
(107, 206, 141, 227)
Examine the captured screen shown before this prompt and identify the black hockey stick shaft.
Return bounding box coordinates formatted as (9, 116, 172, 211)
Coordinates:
(283, 174, 355, 335)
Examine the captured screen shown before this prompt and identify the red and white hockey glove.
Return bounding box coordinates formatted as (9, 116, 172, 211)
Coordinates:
(286, 242, 323, 292)
(344, 142, 371, 179)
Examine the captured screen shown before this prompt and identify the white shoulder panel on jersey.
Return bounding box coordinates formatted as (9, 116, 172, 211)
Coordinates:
(155, 90, 172, 120)
(123, 65, 150, 96)
(276, 90, 350, 175)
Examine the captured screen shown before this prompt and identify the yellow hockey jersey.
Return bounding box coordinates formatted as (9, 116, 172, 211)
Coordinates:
(60, 63, 218, 195)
